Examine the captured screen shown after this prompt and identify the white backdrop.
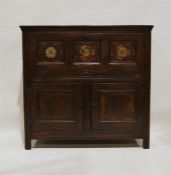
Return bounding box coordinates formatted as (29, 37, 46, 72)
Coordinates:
(0, 0, 171, 174)
(0, 0, 170, 130)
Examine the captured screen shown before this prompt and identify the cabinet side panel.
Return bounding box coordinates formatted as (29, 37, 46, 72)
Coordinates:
(143, 30, 152, 148)
(22, 31, 32, 149)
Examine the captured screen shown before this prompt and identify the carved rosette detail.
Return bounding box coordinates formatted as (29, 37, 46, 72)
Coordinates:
(116, 44, 131, 60)
(45, 46, 57, 58)
(80, 45, 95, 61)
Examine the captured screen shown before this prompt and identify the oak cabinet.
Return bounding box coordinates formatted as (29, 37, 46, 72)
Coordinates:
(20, 25, 153, 149)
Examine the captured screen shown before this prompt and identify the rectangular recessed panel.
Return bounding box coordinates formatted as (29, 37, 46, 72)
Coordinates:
(73, 42, 100, 63)
(110, 41, 137, 63)
(99, 91, 135, 121)
(31, 83, 83, 131)
(92, 82, 143, 131)
(38, 91, 75, 121)
(37, 41, 64, 63)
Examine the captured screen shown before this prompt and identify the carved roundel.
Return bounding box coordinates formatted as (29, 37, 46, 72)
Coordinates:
(45, 46, 57, 59)
(74, 42, 98, 63)
(80, 45, 95, 61)
(116, 44, 131, 60)
(111, 42, 136, 62)
(38, 41, 64, 63)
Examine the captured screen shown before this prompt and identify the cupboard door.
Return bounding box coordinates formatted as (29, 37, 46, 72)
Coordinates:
(31, 83, 83, 133)
(91, 82, 144, 132)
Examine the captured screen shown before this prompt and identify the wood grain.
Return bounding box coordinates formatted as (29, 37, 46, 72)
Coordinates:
(20, 25, 153, 149)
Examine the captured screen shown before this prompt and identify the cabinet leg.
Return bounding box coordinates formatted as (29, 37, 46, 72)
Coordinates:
(143, 137, 150, 149)
(25, 138, 31, 150)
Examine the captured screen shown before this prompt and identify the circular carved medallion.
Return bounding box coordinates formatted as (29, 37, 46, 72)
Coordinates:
(45, 46, 57, 58)
(116, 44, 131, 60)
(80, 45, 95, 61)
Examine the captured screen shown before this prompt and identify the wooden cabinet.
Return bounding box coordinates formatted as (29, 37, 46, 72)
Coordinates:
(20, 25, 153, 149)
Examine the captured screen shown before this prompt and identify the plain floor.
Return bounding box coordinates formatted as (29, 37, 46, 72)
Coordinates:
(0, 114, 170, 175)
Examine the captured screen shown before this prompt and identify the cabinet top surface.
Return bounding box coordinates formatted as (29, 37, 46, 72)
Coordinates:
(20, 25, 153, 31)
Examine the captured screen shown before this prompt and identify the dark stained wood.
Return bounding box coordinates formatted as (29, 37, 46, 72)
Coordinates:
(31, 83, 83, 131)
(91, 82, 144, 132)
(20, 25, 153, 149)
